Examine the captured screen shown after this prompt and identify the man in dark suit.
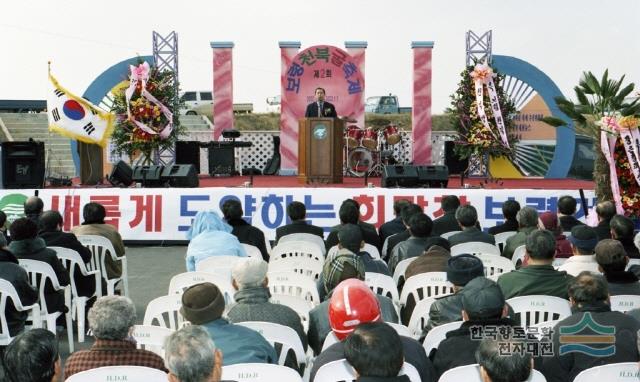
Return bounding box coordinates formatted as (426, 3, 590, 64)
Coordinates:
(557, 195, 585, 232)
(378, 199, 410, 245)
(304, 87, 337, 118)
(432, 195, 461, 236)
(222, 199, 270, 261)
(488, 200, 520, 235)
(448, 205, 495, 247)
(325, 201, 380, 252)
(594, 201, 615, 242)
(384, 203, 423, 261)
(275, 201, 324, 244)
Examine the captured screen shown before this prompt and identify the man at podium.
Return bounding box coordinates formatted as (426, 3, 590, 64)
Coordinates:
(304, 87, 337, 118)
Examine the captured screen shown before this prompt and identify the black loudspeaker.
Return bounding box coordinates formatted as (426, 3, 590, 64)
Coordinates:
(108, 160, 133, 187)
(132, 165, 165, 187)
(2, 141, 45, 188)
(175, 141, 201, 174)
(416, 165, 449, 188)
(161, 164, 199, 188)
(263, 136, 281, 175)
(208, 147, 235, 176)
(444, 141, 468, 175)
(382, 165, 419, 188)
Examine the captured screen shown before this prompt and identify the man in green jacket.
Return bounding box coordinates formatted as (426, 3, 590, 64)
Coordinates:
(501, 206, 539, 260)
(498, 229, 574, 299)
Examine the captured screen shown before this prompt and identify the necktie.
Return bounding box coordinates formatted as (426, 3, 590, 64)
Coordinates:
(318, 102, 323, 116)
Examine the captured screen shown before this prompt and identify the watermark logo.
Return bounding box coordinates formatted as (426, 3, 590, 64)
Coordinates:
(559, 312, 616, 356)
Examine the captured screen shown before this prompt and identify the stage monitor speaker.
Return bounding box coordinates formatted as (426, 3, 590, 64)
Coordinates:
(2, 141, 45, 189)
(444, 141, 468, 175)
(208, 146, 235, 176)
(132, 165, 165, 187)
(416, 165, 449, 188)
(161, 164, 199, 188)
(382, 165, 419, 188)
(108, 160, 133, 187)
(175, 141, 201, 174)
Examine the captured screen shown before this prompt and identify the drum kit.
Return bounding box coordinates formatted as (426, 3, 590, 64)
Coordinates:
(343, 123, 403, 177)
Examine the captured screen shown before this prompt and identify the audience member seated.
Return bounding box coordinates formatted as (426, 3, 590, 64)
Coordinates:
(421, 254, 485, 335)
(557, 195, 585, 232)
(498, 230, 573, 299)
(594, 201, 616, 241)
(488, 199, 520, 235)
(538, 211, 572, 258)
(0, 234, 37, 337)
(432, 195, 461, 236)
(378, 199, 410, 245)
(222, 199, 269, 261)
(501, 207, 539, 260)
(308, 252, 398, 355)
(476, 338, 533, 382)
(403, 245, 451, 286)
(385, 203, 423, 261)
(0, 210, 10, 245)
(338, 223, 390, 276)
(180, 282, 277, 365)
(275, 201, 324, 244)
(595, 239, 640, 295)
(185, 211, 246, 272)
(71, 202, 125, 279)
(64, 296, 167, 378)
(431, 277, 516, 378)
(541, 272, 640, 382)
(39, 210, 96, 298)
(557, 225, 600, 276)
(2, 328, 61, 382)
(344, 322, 410, 382)
(389, 213, 449, 274)
(310, 279, 435, 382)
(9, 217, 70, 315)
(164, 325, 223, 382)
(448, 205, 495, 247)
(227, 257, 307, 351)
(24, 195, 44, 228)
(610, 214, 640, 258)
(342, 198, 380, 243)
(325, 200, 381, 252)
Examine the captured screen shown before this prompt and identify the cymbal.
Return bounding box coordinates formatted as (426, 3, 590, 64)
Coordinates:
(340, 116, 358, 123)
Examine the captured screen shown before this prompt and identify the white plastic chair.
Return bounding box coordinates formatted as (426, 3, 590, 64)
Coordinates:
(528, 319, 560, 340)
(440, 231, 461, 239)
(609, 294, 640, 313)
(494, 231, 518, 252)
(506, 295, 572, 327)
(222, 363, 303, 382)
(400, 272, 454, 307)
(365, 272, 400, 303)
(242, 243, 264, 259)
(422, 320, 463, 356)
(321, 331, 339, 352)
(51, 246, 101, 343)
(475, 254, 516, 276)
(236, 321, 307, 368)
(18, 258, 74, 352)
(511, 245, 527, 266)
(270, 240, 324, 263)
(451, 241, 500, 256)
(131, 324, 174, 358)
(65, 365, 168, 382)
(0, 279, 41, 345)
(267, 271, 320, 305)
(270, 294, 313, 332)
(195, 255, 247, 279)
(279, 233, 326, 256)
(439, 363, 547, 382)
(552, 257, 568, 268)
(168, 271, 236, 305)
(268, 257, 323, 281)
(363, 243, 381, 259)
(392, 257, 418, 285)
(387, 322, 413, 338)
(143, 294, 185, 330)
(626, 258, 640, 270)
(314, 359, 421, 382)
(407, 296, 439, 338)
(77, 234, 129, 297)
(573, 362, 640, 382)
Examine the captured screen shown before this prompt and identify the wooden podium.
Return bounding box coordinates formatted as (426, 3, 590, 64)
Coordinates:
(298, 118, 344, 184)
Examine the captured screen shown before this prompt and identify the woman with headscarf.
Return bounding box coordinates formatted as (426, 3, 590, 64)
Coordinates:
(538, 211, 573, 258)
(185, 211, 247, 271)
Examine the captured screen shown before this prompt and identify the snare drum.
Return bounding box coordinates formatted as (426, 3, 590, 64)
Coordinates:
(346, 125, 363, 148)
(383, 124, 401, 145)
(362, 127, 378, 150)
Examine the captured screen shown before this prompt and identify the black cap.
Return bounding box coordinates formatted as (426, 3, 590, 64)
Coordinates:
(568, 225, 598, 252)
(461, 277, 505, 319)
(446, 254, 484, 286)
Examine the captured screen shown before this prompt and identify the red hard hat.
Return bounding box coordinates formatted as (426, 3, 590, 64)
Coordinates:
(328, 279, 381, 340)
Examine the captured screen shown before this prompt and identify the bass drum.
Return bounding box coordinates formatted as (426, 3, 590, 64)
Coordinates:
(347, 147, 373, 177)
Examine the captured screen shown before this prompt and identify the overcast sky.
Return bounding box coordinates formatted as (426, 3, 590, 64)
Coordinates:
(2, 0, 638, 113)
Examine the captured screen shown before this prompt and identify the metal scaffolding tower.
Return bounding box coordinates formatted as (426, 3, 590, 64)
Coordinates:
(465, 30, 492, 66)
(152, 31, 179, 166)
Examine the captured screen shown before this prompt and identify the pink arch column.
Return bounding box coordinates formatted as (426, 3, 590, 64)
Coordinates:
(411, 41, 434, 164)
(278, 41, 301, 175)
(211, 41, 234, 140)
(345, 41, 367, 128)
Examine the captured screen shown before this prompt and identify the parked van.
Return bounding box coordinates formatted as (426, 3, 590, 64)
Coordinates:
(180, 90, 213, 115)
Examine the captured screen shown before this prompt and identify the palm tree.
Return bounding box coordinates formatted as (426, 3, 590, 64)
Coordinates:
(542, 70, 640, 201)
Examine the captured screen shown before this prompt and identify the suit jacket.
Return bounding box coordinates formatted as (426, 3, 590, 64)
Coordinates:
(0, 248, 38, 336)
(71, 223, 125, 278)
(275, 220, 324, 244)
(325, 223, 381, 252)
(227, 219, 269, 261)
(304, 101, 337, 118)
(595, 219, 612, 241)
(432, 212, 460, 236)
(385, 230, 410, 261)
(448, 227, 495, 247)
(558, 215, 584, 232)
(378, 217, 406, 244)
(487, 219, 519, 235)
